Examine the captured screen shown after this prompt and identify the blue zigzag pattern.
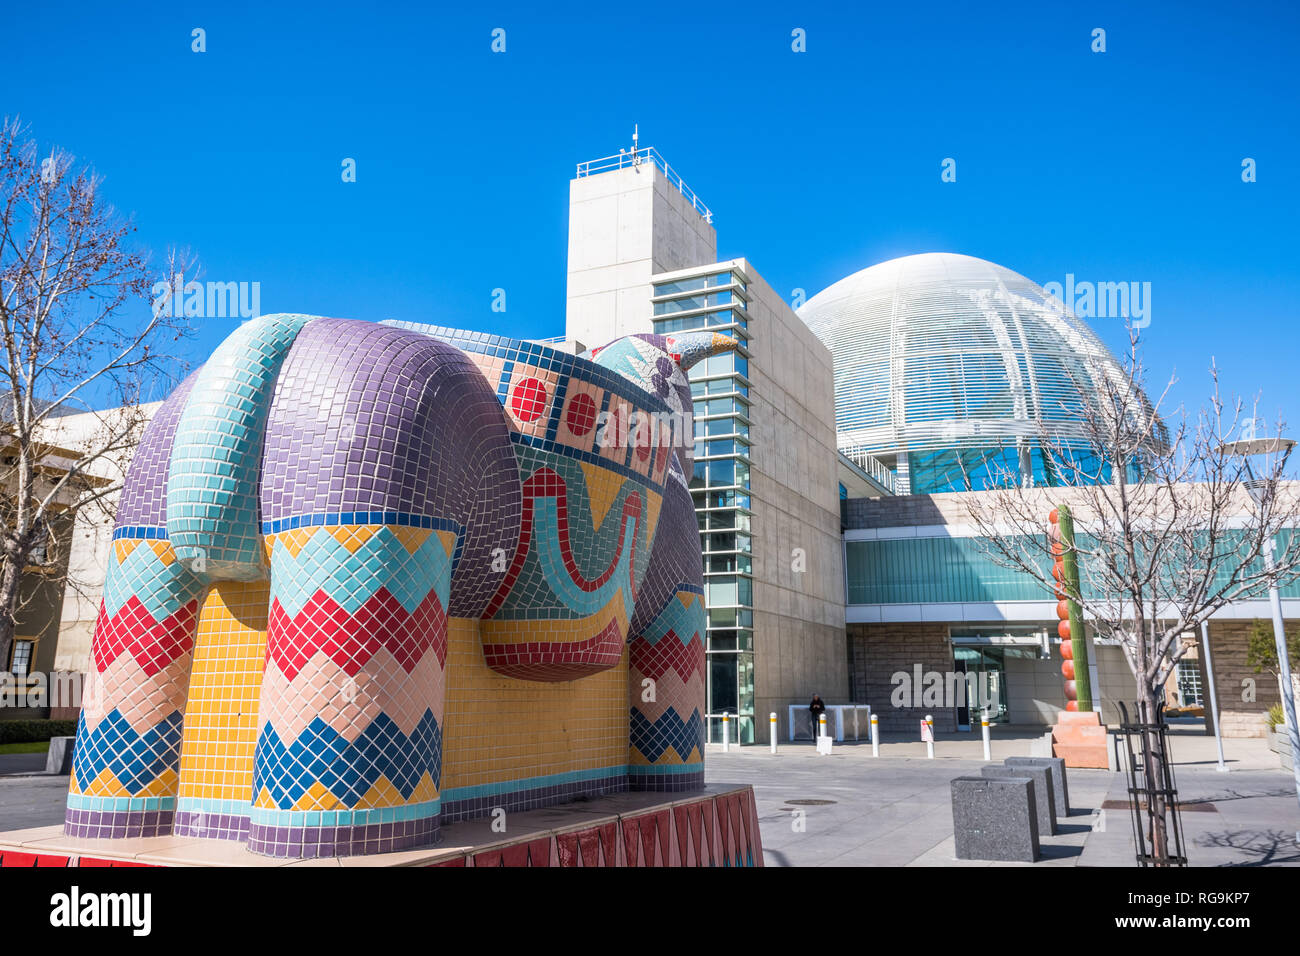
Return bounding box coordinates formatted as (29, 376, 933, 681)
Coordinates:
(269, 527, 451, 618)
(639, 589, 704, 646)
(253, 711, 442, 808)
(630, 707, 704, 764)
(72, 709, 184, 793)
(102, 541, 204, 621)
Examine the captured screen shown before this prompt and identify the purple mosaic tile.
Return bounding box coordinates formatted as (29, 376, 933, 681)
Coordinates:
(63, 807, 176, 840)
(247, 817, 439, 859)
(115, 369, 201, 529)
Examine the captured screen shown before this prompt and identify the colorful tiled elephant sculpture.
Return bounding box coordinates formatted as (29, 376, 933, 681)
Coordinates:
(66, 315, 735, 857)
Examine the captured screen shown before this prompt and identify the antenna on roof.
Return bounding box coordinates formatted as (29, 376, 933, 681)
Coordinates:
(631, 123, 640, 166)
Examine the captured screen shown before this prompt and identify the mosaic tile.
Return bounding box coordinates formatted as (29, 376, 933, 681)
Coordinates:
(67, 315, 730, 858)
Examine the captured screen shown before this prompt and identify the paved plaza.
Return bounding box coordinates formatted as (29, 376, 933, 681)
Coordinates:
(3, 724, 1297, 866)
(701, 725, 1300, 867)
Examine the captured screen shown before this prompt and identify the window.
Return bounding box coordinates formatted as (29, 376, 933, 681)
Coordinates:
(708, 459, 734, 486)
(703, 353, 748, 378)
(652, 291, 741, 316)
(652, 314, 707, 334)
(9, 639, 34, 677)
(26, 520, 52, 566)
(707, 553, 751, 574)
(708, 489, 750, 510)
(1176, 660, 1203, 707)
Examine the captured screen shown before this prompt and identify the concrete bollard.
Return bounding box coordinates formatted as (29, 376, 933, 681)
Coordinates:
(871, 714, 879, 757)
(925, 714, 935, 759)
(981, 713, 992, 762)
(770, 713, 778, 754)
(722, 713, 730, 753)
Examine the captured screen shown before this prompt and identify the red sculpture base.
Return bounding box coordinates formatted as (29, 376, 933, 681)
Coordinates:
(1051, 710, 1109, 769)
(0, 785, 762, 868)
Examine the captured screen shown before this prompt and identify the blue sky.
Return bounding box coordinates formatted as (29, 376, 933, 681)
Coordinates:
(8, 0, 1298, 432)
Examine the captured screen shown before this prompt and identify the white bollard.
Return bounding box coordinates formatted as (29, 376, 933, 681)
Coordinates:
(818, 713, 828, 740)
(721, 713, 730, 753)
(870, 714, 879, 757)
(769, 713, 778, 754)
(925, 714, 935, 759)
(981, 712, 992, 761)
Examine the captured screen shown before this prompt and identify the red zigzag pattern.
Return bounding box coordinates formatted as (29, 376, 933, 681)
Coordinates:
(266, 588, 447, 681)
(91, 597, 199, 677)
(628, 632, 704, 682)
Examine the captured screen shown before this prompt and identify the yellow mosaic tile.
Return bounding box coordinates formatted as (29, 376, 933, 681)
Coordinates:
(440, 617, 629, 792)
(176, 580, 269, 804)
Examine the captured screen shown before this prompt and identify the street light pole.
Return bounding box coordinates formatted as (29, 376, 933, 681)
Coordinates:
(1221, 435, 1300, 843)
(1199, 620, 1228, 773)
(1260, 533, 1300, 842)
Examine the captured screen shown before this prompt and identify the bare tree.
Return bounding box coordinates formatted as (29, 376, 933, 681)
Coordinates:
(0, 117, 193, 672)
(964, 323, 1300, 863)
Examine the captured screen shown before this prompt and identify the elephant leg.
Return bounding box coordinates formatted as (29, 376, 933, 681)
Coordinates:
(247, 522, 453, 858)
(66, 534, 206, 838)
(628, 587, 706, 792)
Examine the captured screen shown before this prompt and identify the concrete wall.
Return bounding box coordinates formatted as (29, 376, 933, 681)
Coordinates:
(1002, 650, 1063, 725)
(1093, 643, 1137, 725)
(54, 495, 115, 674)
(743, 266, 847, 742)
(48, 405, 160, 677)
(565, 163, 717, 349)
(1199, 619, 1297, 738)
(846, 623, 957, 733)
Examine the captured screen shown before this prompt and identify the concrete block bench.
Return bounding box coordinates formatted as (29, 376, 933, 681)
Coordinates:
(981, 763, 1056, 836)
(1004, 756, 1069, 816)
(951, 776, 1039, 862)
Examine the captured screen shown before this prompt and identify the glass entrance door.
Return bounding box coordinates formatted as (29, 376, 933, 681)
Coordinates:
(706, 649, 754, 744)
(952, 646, 1009, 730)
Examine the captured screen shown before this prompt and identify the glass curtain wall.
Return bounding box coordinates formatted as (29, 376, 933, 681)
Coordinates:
(652, 269, 755, 743)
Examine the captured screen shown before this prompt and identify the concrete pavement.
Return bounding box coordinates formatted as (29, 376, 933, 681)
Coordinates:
(703, 726, 1300, 866)
(2, 723, 1296, 866)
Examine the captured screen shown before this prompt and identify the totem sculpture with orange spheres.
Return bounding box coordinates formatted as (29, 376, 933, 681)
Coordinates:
(1049, 504, 1092, 711)
(1048, 504, 1109, 767)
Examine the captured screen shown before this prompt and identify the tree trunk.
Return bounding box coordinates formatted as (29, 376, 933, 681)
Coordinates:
(1140, 687, 1172, 865)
